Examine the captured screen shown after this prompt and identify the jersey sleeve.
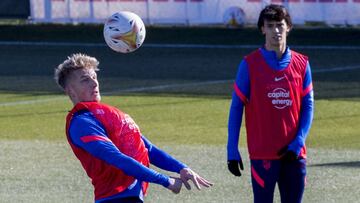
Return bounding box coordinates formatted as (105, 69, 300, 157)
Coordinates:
(233, 60, 250, 103)
(227, 60, 250, 161)
(69, 112, 170, 187)
(302, 61, 313, 97)
(141, 135, 187, 173)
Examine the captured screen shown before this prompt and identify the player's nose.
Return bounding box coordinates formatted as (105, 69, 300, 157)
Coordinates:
(90, 78, 98, 88)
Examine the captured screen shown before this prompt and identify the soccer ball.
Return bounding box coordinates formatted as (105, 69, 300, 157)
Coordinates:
(223, 7, 246, 28)
(103, 11, 146, 53)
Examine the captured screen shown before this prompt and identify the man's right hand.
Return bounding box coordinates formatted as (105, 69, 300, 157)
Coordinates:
(167, 177, 182, 194)
(227, 159, 244, 177)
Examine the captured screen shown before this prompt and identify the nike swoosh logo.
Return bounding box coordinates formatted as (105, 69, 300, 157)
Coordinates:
(274, 76, 285, 82)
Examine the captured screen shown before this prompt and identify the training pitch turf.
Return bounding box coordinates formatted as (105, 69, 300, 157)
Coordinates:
(0, 25, 359, 202)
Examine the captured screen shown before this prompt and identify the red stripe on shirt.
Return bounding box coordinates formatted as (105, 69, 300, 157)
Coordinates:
(302, 82, 313, 97)
(80, 135, 111, 143)
(234, 83, 249, 104)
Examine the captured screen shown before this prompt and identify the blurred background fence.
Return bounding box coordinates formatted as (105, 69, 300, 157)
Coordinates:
(1, 0, 360, 26)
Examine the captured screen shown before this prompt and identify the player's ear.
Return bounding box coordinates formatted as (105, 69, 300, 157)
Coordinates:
(64, 75, 74, 96)
(65, 86, 78, 104)
(286, 25, 291, 34)
(261, 26, 266, 35)
(65, 85, 74, 97)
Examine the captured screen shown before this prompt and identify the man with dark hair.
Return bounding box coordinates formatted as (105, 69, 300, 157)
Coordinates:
(227, 4, 314, 203)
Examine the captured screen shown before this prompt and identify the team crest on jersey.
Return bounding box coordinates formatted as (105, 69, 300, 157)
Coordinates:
(263, 160, 271, 170)
(267, 88, 293, 109)
(94, 109, 105, 115)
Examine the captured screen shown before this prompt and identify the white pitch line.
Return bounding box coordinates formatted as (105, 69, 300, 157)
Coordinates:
(1, 41, 360, 50)
(0, 80, 230, 107)
(0, 41, 104, 47)
(103, 79, 231, 95)
(313, 65, 360, 73)
(0, 65, 358, 107)
(0, 96, 66, 107)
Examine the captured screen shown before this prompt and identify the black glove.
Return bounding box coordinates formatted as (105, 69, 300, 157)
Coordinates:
(278, 146, 298, 162)
(227, 159, 244, 176)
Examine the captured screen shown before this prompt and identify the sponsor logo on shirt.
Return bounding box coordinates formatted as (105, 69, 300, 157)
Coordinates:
(267, 88, 292, 109)
(274, 75, 286, 82)
(122, 114, 140, 133)
(119, 114, 141, 156)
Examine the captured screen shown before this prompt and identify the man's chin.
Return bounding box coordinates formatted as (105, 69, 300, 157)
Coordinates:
(83, 96, 101, 103)
(91, 97, 101, 102)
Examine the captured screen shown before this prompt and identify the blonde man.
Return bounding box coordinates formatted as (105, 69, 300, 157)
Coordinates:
(55, 53, 212, 203)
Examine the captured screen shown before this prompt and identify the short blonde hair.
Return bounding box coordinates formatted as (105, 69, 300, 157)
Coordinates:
(54, 53, 99, 89)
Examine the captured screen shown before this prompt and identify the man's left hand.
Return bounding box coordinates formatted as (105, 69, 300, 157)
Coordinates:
(278, 146, 298, 162)
(179, 168, 213, 190)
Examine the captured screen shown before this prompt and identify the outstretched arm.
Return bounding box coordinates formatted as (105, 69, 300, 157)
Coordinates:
(142, 135, 213, 190)
(141, 135, 187, 173)
(69, 113, 170, 188)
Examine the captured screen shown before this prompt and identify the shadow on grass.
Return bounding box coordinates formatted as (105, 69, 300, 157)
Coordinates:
(309, 161, 360, 168)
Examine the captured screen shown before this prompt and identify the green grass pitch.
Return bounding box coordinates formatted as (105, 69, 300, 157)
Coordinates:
(0, 25, 359, 202)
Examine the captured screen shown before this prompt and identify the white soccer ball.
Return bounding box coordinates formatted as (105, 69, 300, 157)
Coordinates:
(103, 11, 146, 53)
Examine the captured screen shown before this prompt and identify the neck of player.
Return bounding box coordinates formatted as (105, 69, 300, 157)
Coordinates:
(265, 41, 287, 59)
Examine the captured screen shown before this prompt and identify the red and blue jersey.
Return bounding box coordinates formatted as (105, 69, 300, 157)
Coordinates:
(227, 47, 314, 160)
(66, 102, 186, 202)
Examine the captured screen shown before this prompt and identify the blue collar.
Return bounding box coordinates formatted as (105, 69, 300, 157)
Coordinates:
(260, 46, 291, 71)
